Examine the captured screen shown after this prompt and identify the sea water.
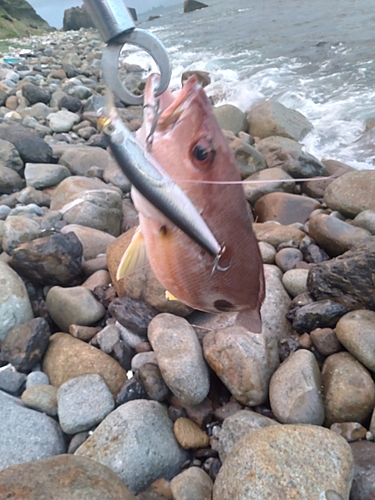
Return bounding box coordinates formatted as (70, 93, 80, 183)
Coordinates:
(125, 0, 375, 169)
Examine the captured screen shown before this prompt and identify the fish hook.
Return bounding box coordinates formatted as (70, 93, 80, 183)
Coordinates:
(211, 244, 232, 276)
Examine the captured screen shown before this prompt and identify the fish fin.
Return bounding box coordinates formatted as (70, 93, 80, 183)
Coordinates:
(165, 290, 178, 301)
(236, 309, 263, 334)
(116, 227, 148, 280)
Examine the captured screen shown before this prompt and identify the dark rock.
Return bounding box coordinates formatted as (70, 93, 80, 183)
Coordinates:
(254, 192, 320, 224)
(111, 340, 134, 372)
(184, 0, 208, 12)
(128, 7, 137, 21)
(10, 232, 83, 286)
(138, 363, 170, 402)
(168, 406, 188, 422)
(0, 124, 55, 164)
(22, 83, 51, 105)
(58, 95, 82, 113)
(62, 64, 80, 78)
(350, 441, 375, 500)
(278, 335, 300, 361)
(63, 5, 95, 31)
(0, 454, 137, 499)
(93, 285, 117, 309)
(108, 297, 158, 336)
(307, 237, 375, 311)
(301, 243, 330, 264)
(115, 376, 148, 406)
(0, 317, 50, 372)
(0, 166, 24, 194)
(287, 300, 351, 334)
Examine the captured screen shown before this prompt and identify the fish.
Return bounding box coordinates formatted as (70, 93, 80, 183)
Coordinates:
(119, 74, 265, 333)
(97, 89, 222, 259)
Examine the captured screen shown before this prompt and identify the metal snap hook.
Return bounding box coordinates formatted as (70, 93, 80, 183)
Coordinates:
(101, 29, 172, 106)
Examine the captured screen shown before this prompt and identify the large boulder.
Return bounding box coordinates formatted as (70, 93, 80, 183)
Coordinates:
(63, 5, 95, 31)
(184, 0, 208, 13)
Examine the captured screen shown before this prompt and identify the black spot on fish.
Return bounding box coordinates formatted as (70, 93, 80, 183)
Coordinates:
(214, 299, 234, 312)
(159, 225, 167, 236)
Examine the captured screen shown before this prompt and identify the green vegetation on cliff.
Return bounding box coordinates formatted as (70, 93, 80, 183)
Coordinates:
(0, 0, 51, 39)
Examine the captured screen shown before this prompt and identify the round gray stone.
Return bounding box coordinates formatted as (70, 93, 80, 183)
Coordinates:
(282, 268, 309, 297)
(25, 163, 71, 189)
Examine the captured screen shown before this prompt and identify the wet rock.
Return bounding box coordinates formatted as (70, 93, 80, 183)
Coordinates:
(0, 390, 65, 471)
(275, 247, 303, 271)
(0, 454, 137, 499)
(282, 268, 309, 297)
(2, 215, 40, 254)
(109, 296, 158, 336)
(75, 399, 188, 494)
(46, 286, 105, 331)
(308, 214, 372, 257)
(170, 466, 213, 500)
(25, 162, 70, 189)
(310, 327, 341, 356)
(351, 209, 375, 234)
(116, 376, 148, 406)
(350, 441, 375, 500)
(216, 410, 279, 462)
(254, 222, 306, 247)
(138, 363, 169, 401)
(21, 384, 57, 416)
(43, 333, 127, 397)
(0, 123, 55, 164)
(322, 352, 375, 426)
(243, 167, 295, 204)
(269, 349, 324, 425)
(148, 314, 210, 406)
(254, 192, 320, 225)
(106, 229, 192, 316)
(330, 422, 367, 442)
(0, 317, 50, 372)
(0, 261, 33, 341)
(22, 83, 51, 105)
(213, 104, 247, 135)
(10, 232, 83, 286)
(260, 264, 293, 340)
(307, 237, 375, 310)
(0, 165, 24, 193)
(173, 417, 210, 449)
(213, 425, 353, 500)
(335, 310, 375, 372)
(287, 299, 350, 333)
(203, 325, 279, 406)
(247, 101, 313, 141)
(324, 170, 375, 217)
(57, 374, 115, 434)
(0, 364, 27, 394)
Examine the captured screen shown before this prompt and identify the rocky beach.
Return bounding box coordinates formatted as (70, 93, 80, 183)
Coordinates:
(0, 27, 375, 499)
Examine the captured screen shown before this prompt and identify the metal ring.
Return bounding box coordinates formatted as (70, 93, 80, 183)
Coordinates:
(101, 28, 171, 105)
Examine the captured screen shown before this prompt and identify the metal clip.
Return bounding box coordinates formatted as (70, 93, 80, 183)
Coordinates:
(83, 0, 171, 105)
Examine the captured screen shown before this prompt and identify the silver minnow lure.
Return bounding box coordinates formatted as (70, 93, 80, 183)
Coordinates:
(97, 92, 222, 258)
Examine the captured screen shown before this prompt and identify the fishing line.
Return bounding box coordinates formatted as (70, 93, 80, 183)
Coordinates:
(174, 175, 335, 185)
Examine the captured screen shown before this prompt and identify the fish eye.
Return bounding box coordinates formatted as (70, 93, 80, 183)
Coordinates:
(191, 139, 215, 169)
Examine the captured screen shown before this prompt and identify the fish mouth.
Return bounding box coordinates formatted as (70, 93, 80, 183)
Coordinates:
(142, 73, 205, 141)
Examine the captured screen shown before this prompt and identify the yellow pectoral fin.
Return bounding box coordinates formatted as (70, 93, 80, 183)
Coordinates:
(116, 227, 148, 280)
(165, 290, 178, 301)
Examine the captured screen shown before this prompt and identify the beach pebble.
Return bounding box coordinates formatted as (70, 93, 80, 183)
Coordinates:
(213, 103, 247, 135)
(82, 269, 111, 290)
(310, 327, 341, 356)
(322, 352, 375, 426)
(287, 299, 350, 333)
(203, 325, 279, 406)
(0, 165, 24, 193)
(0, 261, 33, 341)
(138, 362, 169, 401)
(42, 333, 127, 397)
(282, 268, 309, 297)
(0, 454, 137, 500)
(269, 349, 324, 425)
(22, 83, 51, 105)
(115, 376, 148, 406)
(330, 422, 367, 442)
(260, 264, 293, 340)
(148, 313, 210, 406)
(213, 424, 353, 500)
(48, 109, 80, 132)
(57, 374, 114, 434)
(59, 145, 116, 177)
(0, 123, 54, 164)
(0, 364, 27, 394)
(308, 214, 372, 257)
(46, 285, 105, 331)
(69, 324, 100, 341)
(109, 296, 158, 336)
(350, 441, 375, 500)
(26, 370, 50, 388)
(25, 163, 71, 189)
(258, 241, 276, 263)
(75, 399, 188, 494)
(243, 167, 295, 204)
(254, 192, 320, 225)
(0, 390, 65, 471)
(351, 209, 375, 234)
(247, 100, 313, 141)
(59, 94, 82, 112)
(29, 102, 52, 120)
(96, 324, 120, 354)
(216, 410, 279, 462)
(335, 310, 375, 371)
(226, 132, 267, 177)
(0, 317, 50, 372)
(21, 384, 57, 416)
(131, 351, 158, 372)
(275, 247, 303, 271)
(2, 215, 40, 254)
(0, 138, 23, 173)
(173, 417, 210, 449)
(118, 322, 148, 348)
(170, 466, 213, 500)
(324, 170, 375, 217)
(254, 222, 305, 247)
